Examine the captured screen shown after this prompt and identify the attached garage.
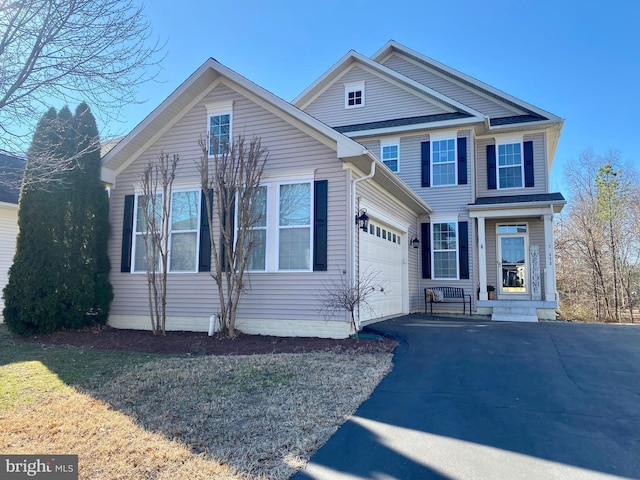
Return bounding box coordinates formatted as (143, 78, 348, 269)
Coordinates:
(359, 219, 406, 322)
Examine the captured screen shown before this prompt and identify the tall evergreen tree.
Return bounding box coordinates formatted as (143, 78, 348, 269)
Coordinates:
(3, 104, 112, 334)
(67, 103, 113, 325)
(3, 108, 65, 334)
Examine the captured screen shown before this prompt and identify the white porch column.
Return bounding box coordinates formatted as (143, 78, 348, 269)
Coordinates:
(543, 213, 556, 302)
(477, 216, 488, 301)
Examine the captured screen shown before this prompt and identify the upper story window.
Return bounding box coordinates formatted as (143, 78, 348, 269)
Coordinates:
(206, 101, 233, 157)
(431, 138, 456, 186)
(345, 81, 365, 109)
(381, 142, 399, 172)
(133, 189, 201, 273)
(498, 142, 523, 189)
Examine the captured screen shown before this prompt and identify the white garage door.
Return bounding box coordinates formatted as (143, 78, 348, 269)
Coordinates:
(359, 221, 404, 322)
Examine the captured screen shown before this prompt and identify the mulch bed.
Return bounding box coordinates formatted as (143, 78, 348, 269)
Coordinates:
(18, 325, 397, 356)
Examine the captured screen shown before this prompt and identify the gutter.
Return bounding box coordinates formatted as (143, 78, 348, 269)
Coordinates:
(351, 152, 376, 332)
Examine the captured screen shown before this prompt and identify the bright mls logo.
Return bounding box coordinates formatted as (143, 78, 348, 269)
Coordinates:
(1, 455, 78, 479)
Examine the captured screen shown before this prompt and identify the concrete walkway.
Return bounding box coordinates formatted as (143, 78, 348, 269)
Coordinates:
(294, 315, 640, 479)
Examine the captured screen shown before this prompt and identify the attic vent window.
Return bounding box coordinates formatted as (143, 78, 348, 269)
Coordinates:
(345, 81, 365, 109)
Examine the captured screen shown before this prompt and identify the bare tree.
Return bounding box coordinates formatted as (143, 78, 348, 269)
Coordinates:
(139, 152, 178, 335)
(0, 0, 162, 156)
(317, 269, 386, 335)
(557, 149, 640, 322)
(198, 135, 267, 338)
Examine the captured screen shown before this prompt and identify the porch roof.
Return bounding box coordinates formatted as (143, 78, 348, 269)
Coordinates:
(469, 192, 566, 217)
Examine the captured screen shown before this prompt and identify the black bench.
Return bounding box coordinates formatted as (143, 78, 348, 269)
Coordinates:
(425, 287, 472, 315)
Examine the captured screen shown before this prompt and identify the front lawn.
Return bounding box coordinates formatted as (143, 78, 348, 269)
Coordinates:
(0, 325, 393, 479)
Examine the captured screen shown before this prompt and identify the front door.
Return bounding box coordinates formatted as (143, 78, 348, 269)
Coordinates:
(498, 224, 527, 295)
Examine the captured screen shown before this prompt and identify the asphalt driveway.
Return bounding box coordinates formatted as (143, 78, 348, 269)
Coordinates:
(294, 315, 640, 480)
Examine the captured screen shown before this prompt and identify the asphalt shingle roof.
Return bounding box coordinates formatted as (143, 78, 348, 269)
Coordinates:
(334, 112, 474, 133)
(472, 193, 565, 206)
(0, 152, 25, 204)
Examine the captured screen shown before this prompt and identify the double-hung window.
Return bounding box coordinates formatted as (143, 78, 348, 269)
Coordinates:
(432, 138, 456, 186)
(134, 193, 162, 273)
(133, 190, 201, 273)
(169, 191, 200, 272)
(497, 142, 523, 189)
(381, 142, 399, 172)
(206, 101, 233, 156)
(278, 182, 311, 271)
(246, 186, 267, 271)
(432, 221, 458, 279)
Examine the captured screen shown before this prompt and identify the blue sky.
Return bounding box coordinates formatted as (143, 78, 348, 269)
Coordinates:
(112, 0, 639, 193)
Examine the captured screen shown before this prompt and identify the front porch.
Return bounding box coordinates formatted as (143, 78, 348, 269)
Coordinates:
(477, 299, 558, 322)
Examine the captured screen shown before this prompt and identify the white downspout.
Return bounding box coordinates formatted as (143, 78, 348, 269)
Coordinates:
(351, 153, 376, 332)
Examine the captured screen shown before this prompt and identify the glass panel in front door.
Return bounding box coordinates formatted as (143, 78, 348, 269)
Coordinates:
(500, 236, 526, 293)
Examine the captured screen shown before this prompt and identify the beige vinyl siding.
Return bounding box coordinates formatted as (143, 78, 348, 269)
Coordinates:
(419, 212, 475, 315)
(476, 132, 548, 198)
(382, 53, 519, 118)
(0, 204, 18, 320)
(109, 84, 351, 328)
(357, 129, 473, 215)
(354, 177, 420, 313)
(303, 65, 452, 128)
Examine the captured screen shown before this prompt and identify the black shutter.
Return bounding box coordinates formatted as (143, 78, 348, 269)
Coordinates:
(457, 137, 467, 185)
(220, 188, 235, 272)
(421, 141, 430, 188)
(523, 141, 534, 187)
(120, 195, 134, 272)
(421, 222, 431, 279)
(198, 189, 213, 272)
(313, 180, 328, 271)
(487, 144, 497, 190)
(458, 221, 469, 280)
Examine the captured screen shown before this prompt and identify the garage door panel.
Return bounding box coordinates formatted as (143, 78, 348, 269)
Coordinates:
(359, 221, 403, 322)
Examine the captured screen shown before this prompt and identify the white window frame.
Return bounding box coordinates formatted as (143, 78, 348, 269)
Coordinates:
(276, 180, 313, 272)
(497, 141, 524, 190)
(132, 187, 202, 274)
(431, 219, 459, 280)
(381, 139, 400, 172)
(344, 81, 365, 109)
(245, 185, 268, 272)
(430, 131, 457, 187)
(496, 223, 528, 294)
(245, 171, 315, 274)
(206, 101, 233, 158)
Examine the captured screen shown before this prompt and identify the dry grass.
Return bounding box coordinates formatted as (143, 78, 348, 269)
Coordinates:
(0, 351, 392, 479)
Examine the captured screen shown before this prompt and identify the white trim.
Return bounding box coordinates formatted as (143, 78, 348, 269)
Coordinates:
(207, 106, 233, 158)
(496, 223, 529, 296)
(493, 132, 523, 145)
(380, 138, 400, 173)
(429, 129, 458, 142)
(496, 140, 524, 190)
(276, 179, 313, 273)
(131, 188, 202, 274)
(205, 100, 233, 117)
(430, 137, 457, 188)
(344, 81, 365, 109)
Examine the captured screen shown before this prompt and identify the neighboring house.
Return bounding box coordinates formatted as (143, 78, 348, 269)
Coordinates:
(0, 152, 24, 321)
(101, 40, 564, 337)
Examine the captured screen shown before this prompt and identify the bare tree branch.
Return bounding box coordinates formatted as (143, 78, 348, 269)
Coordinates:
(197, 134, 268, 338)
(0, 0, 164, 156)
